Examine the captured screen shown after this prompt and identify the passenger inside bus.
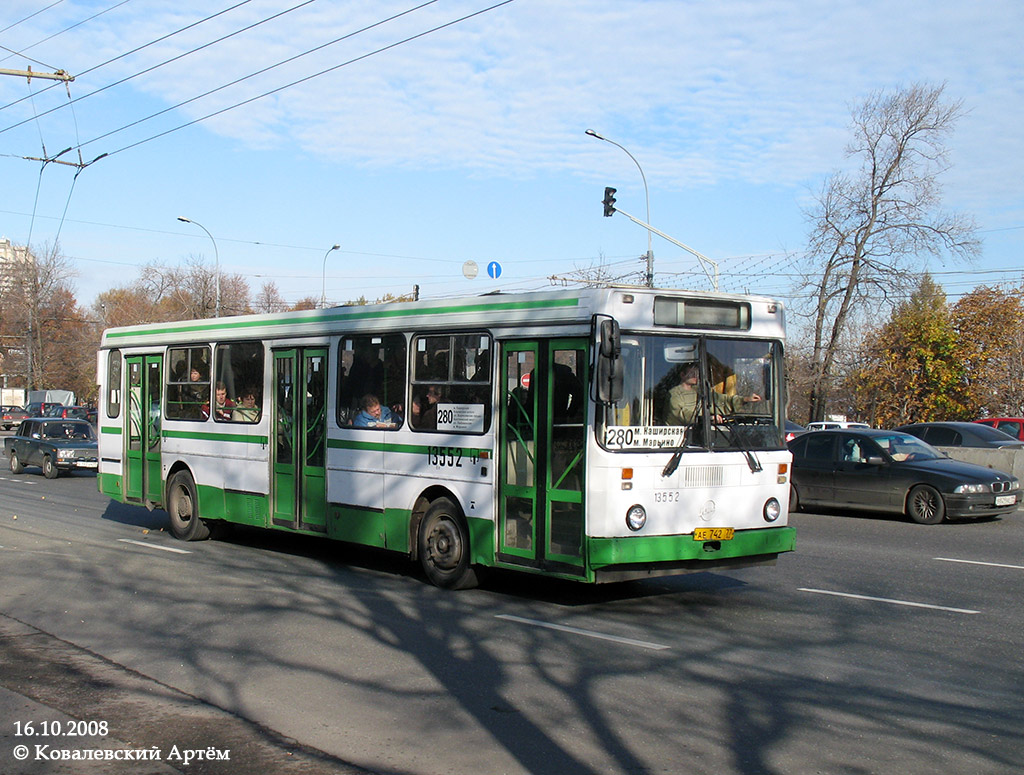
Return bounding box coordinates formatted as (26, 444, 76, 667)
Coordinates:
(410, 385, 442, 429)
(231, 389, 261, 422)
(353, 394, 401, 429)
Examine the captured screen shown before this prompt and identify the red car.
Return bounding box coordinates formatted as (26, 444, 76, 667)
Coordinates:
(974, 417, 1024, 441)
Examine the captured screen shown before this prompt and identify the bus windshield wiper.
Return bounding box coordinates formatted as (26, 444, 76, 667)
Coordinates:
(720, 416, 762, 473)
(661, 426, 690, 477)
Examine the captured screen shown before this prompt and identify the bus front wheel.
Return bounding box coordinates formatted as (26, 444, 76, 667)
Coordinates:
(418, 497, 478, 590)
(166, 471, 211, 541)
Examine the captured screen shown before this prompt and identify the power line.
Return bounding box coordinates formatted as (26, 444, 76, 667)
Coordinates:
(77, 1, 514, 160)
(0, 0, 259, 119)
(0, 0, 66, 36)
(0, 0, 136, 68)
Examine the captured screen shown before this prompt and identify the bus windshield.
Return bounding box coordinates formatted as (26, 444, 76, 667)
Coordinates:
(598, 334, 784, 452)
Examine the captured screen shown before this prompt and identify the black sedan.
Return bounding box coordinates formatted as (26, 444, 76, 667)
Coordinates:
(5, 418, 98, 478)
(894, 421, 1024, 449)
(788, 428, 1020, 524)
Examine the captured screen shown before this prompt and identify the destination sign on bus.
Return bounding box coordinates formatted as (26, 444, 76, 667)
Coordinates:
(602, 425, 687, 449)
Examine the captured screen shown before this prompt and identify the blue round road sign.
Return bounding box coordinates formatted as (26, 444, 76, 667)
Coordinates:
(487, 261, 502, 279)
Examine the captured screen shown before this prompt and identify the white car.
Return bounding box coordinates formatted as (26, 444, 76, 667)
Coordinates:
(806, 421, 871, 431)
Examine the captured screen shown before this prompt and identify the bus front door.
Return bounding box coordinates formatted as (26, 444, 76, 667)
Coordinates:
(499, 339, 588, 574)
(272, 348, 328, 532)
(125, 354, 163, 506)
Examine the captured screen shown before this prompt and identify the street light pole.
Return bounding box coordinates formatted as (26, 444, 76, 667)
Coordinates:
(586, 129, 654, 287)
(321, 244, 341, 308)
(177, 216, 220, 317)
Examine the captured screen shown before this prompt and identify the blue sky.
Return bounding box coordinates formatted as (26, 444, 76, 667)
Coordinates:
(1, 0, 1022, 316)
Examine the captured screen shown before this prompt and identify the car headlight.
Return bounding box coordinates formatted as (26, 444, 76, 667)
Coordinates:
(763, 497, 781, 522)
(953, 483, 988, 494)
(625, 504, 647, 531)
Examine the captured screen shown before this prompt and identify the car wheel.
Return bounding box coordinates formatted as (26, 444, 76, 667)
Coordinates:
(418, 497, 478, 590)
(166, 471, 211, 541)
(42, 456, 59, 479)
(10, 452, 24, 474)
(907, 484, 945, 524)
(789, 484, 801, 513)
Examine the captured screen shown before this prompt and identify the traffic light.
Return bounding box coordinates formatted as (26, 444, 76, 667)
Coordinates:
(602, 187, 616, 217)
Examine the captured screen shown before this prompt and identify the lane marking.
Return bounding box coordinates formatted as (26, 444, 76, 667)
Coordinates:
(935, 557, 1024, 571)
(495, 614, 671, 650)
(799, 588, 979, 614)
(118, 539, 191, 555)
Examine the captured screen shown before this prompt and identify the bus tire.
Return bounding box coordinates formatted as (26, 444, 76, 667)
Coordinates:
(43, 455, 59, 479)
(789, 484, 801, 513)
(907, 484, 945, 525)
(418, 497, 478, 590)
(166, 471, 211, 541)
(9, 452, 24, 474)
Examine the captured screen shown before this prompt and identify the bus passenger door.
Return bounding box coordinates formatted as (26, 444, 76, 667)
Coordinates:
(499, 339, 587, 573)
(125, 354, 163, 506)
(272, 348, 328, 532)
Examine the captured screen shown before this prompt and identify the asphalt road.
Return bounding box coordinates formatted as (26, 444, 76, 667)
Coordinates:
(1, 464, 1022, 775)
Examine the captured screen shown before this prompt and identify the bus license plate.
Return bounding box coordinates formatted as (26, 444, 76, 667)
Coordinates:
(694, 527, 734, 541)
(995, 495, 1015, 506)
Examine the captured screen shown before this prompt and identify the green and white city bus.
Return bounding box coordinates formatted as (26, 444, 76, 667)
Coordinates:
(97, 286, 795, 588)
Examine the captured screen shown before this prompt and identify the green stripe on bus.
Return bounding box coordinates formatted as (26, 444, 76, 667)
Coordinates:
(105, 297, 581, 339)
(100, 425, 122, 434)
(588, 526, 796, 568)
(327, 438, 492, 457)
(162, 429, 269, 444)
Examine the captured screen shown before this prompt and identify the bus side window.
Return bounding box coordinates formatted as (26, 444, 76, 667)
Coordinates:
(337, 334, 406, 429)
(107, 349, 122, 418)
(166, 346, 210, 421)
(410, 333, 492, 434)
(214, 341, 265, 423)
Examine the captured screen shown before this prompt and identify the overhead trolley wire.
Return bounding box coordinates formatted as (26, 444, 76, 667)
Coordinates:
(65, 0, 515, 159)
(0, 0, 259, 118)
(0, 0, 66, 36)
(0, 0, 136, 67)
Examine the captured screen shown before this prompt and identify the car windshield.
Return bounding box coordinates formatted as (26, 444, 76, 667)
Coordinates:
(598, 334, 784, 451)
(42, 422, 95, 441)
(875, 432, 942, 461)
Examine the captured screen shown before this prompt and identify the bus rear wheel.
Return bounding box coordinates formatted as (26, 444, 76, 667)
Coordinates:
(166, 471, 211, 541)
(418, 497, 478, 590)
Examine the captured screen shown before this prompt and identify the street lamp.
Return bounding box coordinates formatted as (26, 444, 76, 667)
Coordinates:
(177, 216, 220, 317)
(321, 244, 341, 308)
(585, 129, 653, 287)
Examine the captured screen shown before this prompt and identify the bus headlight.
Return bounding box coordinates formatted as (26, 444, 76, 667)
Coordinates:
(763, 498, 781, 522)
(626, 504, 647, 531)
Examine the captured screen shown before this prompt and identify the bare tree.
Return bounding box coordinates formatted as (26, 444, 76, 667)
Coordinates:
(253, 281, 289, 314)
(0, 242, 91, 395)
(797, 83, 980, 422)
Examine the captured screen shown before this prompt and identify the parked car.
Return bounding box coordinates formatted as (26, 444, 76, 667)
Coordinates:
(4, 418, 98, 478)
(894, 421, 1024, 449)
(43, 404, 90, 421)
(785, 420, 806, 443)
(974, 417, 1024, 442)
(806, 421, 871, 431)
(1, 405, 29, 431)
(788, 428, 1020, 523)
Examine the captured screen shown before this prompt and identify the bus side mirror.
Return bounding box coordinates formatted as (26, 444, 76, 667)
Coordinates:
(599, 318, 620, 359)
(596, 319, 623, 404)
